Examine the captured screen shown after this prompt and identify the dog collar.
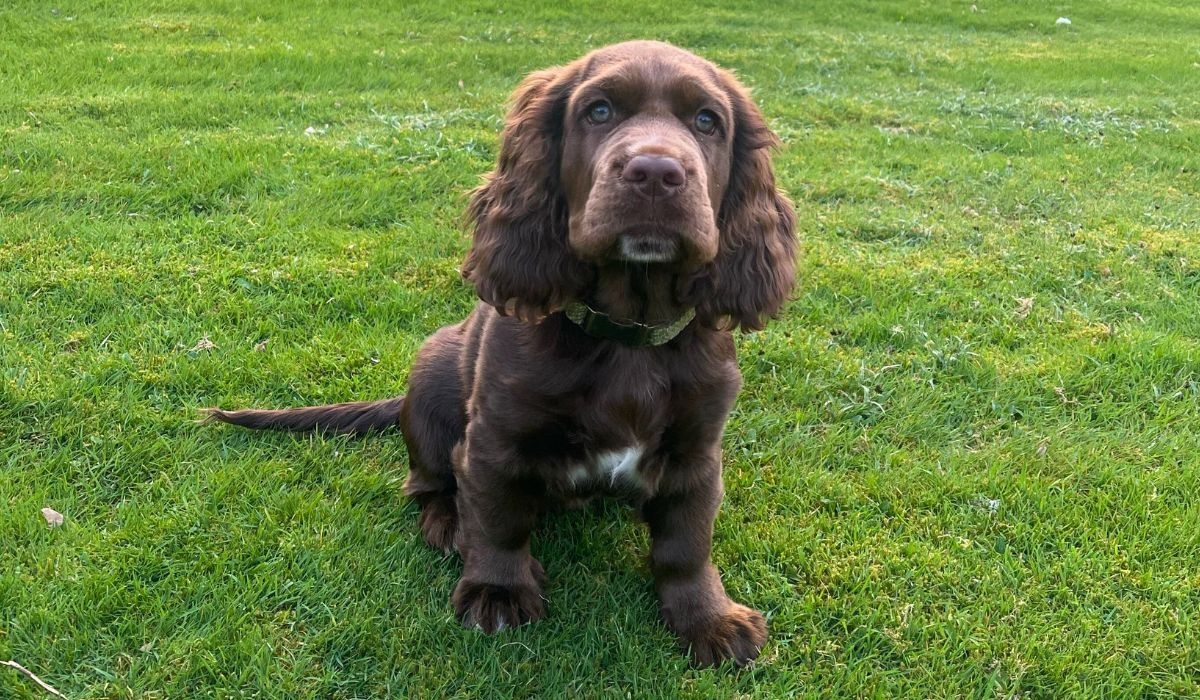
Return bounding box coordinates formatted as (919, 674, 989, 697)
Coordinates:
(563, 301, 695, 347)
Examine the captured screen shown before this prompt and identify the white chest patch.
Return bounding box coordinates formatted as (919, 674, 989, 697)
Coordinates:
(567, 445, 646, 489)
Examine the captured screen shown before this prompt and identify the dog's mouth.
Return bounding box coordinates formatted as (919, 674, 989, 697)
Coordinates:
(614, 233, 681, 264)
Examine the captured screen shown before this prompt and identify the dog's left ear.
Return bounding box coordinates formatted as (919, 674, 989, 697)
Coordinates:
(693, 73, 797, 331)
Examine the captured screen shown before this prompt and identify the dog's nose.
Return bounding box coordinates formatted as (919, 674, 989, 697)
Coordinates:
(621, 155, 686, 198)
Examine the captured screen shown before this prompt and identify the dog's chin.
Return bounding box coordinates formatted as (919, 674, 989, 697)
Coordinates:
(614, 234, 681, 264)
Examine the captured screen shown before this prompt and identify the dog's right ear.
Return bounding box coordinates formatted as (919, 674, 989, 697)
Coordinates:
(463, 66, 590, 321)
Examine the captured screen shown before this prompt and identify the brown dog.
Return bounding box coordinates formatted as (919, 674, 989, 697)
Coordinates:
(211, 40, 796, 667)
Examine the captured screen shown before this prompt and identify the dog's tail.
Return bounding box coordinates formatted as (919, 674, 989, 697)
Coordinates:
(206, 396, 405, 436)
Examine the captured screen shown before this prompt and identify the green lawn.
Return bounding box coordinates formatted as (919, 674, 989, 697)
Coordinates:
(3, 0, 1199, 697)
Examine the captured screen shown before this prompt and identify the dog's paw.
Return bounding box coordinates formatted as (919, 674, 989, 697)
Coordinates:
(669, 602, 767, 668)
(417, 495, 458, 553)
(452, 577, 546, 633)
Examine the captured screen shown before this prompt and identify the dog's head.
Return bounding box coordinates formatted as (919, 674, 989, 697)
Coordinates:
(464, 41, 796, 330)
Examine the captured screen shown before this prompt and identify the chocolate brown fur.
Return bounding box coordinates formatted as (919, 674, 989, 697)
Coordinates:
(211, 40, 796, 667)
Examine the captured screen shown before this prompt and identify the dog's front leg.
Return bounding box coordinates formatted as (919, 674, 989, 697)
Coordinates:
(642, 449, 767, 667)
(450, 439, 547, 633)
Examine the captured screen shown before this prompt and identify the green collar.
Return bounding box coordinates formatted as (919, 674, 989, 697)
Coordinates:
(563, 301, 695, 347)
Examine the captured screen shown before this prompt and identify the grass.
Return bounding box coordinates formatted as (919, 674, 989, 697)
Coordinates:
(2, 0, 1199, 696)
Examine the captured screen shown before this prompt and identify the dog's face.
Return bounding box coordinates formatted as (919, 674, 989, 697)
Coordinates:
(559, 42, 733, 268)
(464, 40, 796, 329)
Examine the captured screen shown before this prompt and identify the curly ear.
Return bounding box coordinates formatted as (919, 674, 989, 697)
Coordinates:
(462, 67, 591, 321)
(693, 74, 797, 331)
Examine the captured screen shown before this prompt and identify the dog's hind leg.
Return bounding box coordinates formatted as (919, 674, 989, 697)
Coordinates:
(399, 324, 468, 553)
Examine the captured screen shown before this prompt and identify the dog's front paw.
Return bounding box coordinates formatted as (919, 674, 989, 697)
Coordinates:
(667, 602, 767, 667)
(452, 577, 545, 633)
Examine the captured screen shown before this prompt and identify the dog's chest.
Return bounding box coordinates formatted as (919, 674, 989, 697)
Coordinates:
(566, 444, 647, 490)
(543, 354, 677, 495)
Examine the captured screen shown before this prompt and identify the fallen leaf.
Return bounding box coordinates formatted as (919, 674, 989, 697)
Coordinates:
(1054, 386, 1077, 405)
(41, 507, 64, 527)
(191, 336, 216, 352)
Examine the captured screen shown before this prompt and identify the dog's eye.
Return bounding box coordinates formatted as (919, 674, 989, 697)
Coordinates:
(586, 101, 613, 125)
(694, 109, 719, 135)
